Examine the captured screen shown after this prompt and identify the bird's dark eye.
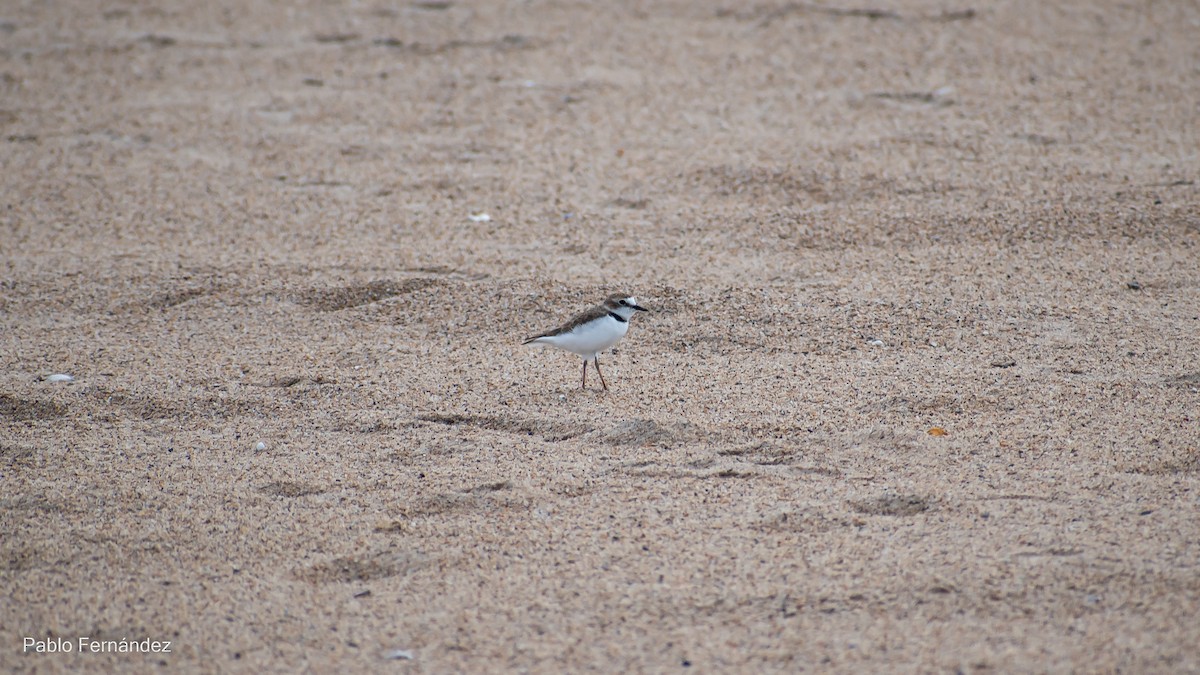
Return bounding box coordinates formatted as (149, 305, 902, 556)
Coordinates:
(618, 299, 628, 306)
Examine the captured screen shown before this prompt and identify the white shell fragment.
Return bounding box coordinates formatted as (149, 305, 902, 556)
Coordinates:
(932, 85, 956, 102)
(44, 373, 74, 383)
(468, 212, 491, 222)
(255, 441, 267, 452)
(384, 649, 414, 660)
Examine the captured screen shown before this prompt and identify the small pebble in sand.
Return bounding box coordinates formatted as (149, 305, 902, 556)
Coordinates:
(44, 373, 74, 382)
(867, 338, 884, 347)
(931, 85, 955, 103)
(384, 649, 414, 660)
(468, 212, 491, 222)
(255, 441, 267, 452)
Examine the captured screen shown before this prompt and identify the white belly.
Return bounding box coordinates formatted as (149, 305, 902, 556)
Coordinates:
(534, 316, 628, 359)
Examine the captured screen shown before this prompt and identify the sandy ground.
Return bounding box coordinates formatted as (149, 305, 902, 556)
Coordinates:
(2, 0, 1199, 671)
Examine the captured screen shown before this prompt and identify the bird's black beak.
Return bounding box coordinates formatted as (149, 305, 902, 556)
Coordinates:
(632, 304, 648, 312)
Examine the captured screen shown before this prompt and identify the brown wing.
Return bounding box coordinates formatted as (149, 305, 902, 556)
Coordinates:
(523, 304, 609, 343)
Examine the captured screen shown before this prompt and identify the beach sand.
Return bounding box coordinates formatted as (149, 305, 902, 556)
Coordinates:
(2, 0, 1198, 671)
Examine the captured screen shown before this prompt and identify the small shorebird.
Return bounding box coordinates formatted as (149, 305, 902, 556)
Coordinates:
(523, 293, 649, 390)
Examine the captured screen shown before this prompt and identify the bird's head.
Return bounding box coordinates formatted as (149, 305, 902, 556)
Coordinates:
(604, 294, 648, 319)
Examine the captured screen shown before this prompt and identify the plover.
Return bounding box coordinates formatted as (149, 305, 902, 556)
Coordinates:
(523, 293, 648, 390)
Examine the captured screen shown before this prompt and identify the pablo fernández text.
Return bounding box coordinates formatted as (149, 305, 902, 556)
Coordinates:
(23, 636, 173, 654)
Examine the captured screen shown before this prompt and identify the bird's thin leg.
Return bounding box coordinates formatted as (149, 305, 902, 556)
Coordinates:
(581, 359, 588, 389)
(594, 357, 608, 391)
